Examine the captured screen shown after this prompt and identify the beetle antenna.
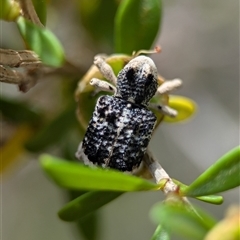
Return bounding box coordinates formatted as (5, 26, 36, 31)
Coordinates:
(132, 46, 162, 57)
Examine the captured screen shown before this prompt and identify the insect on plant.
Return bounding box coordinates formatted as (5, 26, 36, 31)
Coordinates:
(76, 50, 182, 172)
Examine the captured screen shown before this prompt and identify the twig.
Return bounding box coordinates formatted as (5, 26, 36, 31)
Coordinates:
(143, 149, 177, 193)
(18, 0, 44, 26)
(143, 149, 202, 218)
(0, 49, 41, 68)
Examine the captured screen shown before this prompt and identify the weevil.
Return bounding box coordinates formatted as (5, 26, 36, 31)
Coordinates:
(76, 54, 182, 172)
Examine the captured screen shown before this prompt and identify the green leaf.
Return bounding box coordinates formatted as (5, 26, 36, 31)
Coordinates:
(0, 96, 41, 124)
(40, 154, 159, 191)
(183, 146, 240, 197)
(0, 0, 21, 21)
(115, 0, 162, 54)
(58, 191, 123, 222)
(150, 203, 216, 240)
(17, 16, 65, 67)
(25, 106, 77, 152)
(76, 0, 119, 48)
(151, 225, 171, 240)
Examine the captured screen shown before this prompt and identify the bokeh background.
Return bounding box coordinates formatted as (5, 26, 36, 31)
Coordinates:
(1, 0, 239, 240)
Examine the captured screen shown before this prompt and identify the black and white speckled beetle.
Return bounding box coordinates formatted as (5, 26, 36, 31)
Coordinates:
(76, 55, 182, 172)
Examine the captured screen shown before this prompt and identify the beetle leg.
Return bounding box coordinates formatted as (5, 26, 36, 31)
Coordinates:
(90, 78, 116, 94)
(151, 78, 182, 117)
(75, 142, 83, 160)
(149, 103, 178, 117)
(94, 56, 117, 85)
(143, 150, 178, 191)
(157, 78, 182, 95)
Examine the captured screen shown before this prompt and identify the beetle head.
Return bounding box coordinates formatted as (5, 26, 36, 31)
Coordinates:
(116, 56, 158, 105)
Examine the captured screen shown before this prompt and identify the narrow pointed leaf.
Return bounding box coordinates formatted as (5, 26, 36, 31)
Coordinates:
(193, 195, 223, 205)
(17, 16, 65, 67)
(172, 179, 223, 205)
(58, 191, 123, 222)
(183, 146, 240, 197)
(40, 154, 159, 191)
(115, 0, 162, 54)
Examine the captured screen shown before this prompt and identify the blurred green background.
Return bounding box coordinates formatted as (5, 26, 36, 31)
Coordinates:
(1, 0, 239, 240)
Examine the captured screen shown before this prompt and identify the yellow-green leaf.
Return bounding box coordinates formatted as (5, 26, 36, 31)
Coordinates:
(163, 95, 197, 123)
